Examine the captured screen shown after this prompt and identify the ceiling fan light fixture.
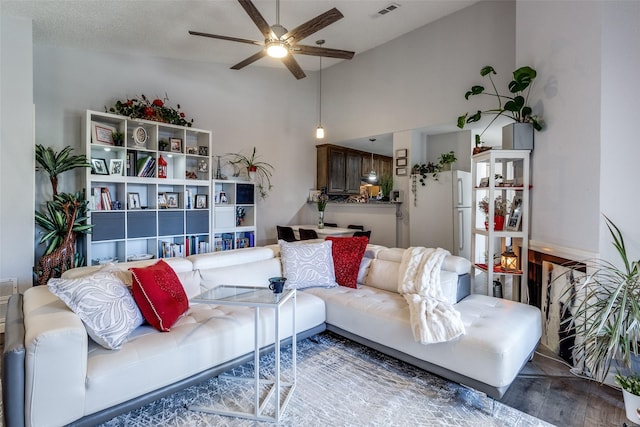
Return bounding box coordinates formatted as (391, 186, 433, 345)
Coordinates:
(266, 40, 288, 58)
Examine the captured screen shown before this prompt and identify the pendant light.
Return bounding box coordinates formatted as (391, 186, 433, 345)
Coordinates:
(368, 138, 377, 182)
(315, 40, 325, 139)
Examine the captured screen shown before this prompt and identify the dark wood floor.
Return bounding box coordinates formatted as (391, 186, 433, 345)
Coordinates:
(503, 344, 631, 426)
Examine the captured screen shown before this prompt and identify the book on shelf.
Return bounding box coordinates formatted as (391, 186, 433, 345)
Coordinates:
(126, 151, 137, 177)
(91, 186, 114, 211)
(160, 241, 184, 258)
(136, 155, 155, 178)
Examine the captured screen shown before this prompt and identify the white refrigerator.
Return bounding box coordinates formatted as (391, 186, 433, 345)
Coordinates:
(409, 170, 472, 259)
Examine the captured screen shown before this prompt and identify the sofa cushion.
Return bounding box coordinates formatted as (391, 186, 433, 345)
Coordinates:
(325, 236, 369, 288)
(130, 260, 189, 332)
(47, 270, 144, 350)
(279, 240, 338, 289)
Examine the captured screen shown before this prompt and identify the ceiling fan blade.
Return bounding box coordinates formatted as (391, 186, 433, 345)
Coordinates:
(293, 44, 355, 60)
(281, 55, 306, 80)
(284, 8, 344, 45)
(238, 0, 272, 39)
(231, 50, 267, 70)
(188, 31, 263, 47)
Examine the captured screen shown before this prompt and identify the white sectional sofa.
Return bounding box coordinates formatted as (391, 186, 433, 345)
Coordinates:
(3, 244, 541, 427)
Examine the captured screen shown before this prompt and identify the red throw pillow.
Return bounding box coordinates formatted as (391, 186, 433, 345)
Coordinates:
(325, 236, 369, 288)
(129, 260, 188, 332)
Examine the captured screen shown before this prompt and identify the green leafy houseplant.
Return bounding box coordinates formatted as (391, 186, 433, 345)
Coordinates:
(457, 66, 543, 144)
(34, 145, 93, 282)
(617, 374, 640, 395)
(379, 173, 393, 199)
(227, 147, 274, 199)
(561, 216, 640, 384)
(317, 193, 328, 212)
(438, 151, 457, 168)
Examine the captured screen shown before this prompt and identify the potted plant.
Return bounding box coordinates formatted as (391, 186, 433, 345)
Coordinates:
(478, 195, 507, 230)
(561, 216, 640, 424)
(457, 66, 543, 150)
(438, 151, 457, 171)
(379, 173, 393, 201)
(226, 147, 274, 199)
(34, 145, 93, 284)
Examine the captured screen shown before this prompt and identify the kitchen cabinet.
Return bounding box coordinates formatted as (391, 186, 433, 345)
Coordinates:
(317, 144, 392, 194)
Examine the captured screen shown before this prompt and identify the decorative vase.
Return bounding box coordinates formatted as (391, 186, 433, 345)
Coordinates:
(622, 389, 640, 424)
(502, 122, 534, 151)
(485, 215, 505, 231)
(318, 211, 324, 229)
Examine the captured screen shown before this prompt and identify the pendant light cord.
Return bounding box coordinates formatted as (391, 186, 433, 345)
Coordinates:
(318, 55, 322, 126)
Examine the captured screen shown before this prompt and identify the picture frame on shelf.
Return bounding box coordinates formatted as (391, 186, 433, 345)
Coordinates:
(157, 193, 168, 208)
(195, 194, 208, 209)
(166, 192, 179, 208)
(396, 167, 407, 176)
(308, 190, 320, 202)
(109, 159, 124, 176)
(127, 192, 141, 210)
(186, 146, 198, 155)
(91, 158, 109, 175)
(396, 157, 407, 167)
(479, 177, 490, 187)
(91, 122, 116, 145)
(396, 148, 407, 158)
(170, 138, 182, 153)
(506, 196, 523, 231)
(198, 146, 209, 156)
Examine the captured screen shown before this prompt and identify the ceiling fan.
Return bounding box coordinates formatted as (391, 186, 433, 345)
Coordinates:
(188, 0, 355, 80)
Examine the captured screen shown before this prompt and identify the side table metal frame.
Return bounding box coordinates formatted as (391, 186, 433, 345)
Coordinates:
(189, 287, 296, 422)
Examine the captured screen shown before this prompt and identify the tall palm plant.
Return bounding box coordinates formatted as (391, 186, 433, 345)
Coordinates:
(35, 144, 90, 196)
(35, 145, 92, 263)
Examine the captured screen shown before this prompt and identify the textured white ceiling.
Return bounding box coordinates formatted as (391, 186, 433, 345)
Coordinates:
(2, 0, 477, 72)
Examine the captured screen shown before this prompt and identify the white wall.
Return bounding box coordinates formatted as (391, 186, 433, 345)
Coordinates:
(1, 16, 35, 291)
(32, 46, 319, 250)
(598, 1, 640, 264)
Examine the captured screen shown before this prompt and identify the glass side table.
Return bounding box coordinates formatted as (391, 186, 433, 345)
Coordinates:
(188, 285, 296, 422)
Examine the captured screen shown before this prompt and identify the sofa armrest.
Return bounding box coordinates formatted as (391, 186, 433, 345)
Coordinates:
(3, 294, 26, 427)
(23, 286, 88, 427)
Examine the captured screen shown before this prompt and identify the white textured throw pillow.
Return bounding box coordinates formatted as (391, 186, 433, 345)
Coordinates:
(279, 239, 338, 289)
(48, 270, 144, 350)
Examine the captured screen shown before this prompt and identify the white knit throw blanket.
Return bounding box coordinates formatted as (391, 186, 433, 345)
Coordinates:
(398, 247, 465, 344)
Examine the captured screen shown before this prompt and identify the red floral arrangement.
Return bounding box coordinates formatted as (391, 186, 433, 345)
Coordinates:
(106, 94, 194, 127)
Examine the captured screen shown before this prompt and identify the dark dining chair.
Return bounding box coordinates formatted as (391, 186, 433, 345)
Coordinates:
(299, 228, 319, 240)
(353, 230, 371, 239)
(348, 224, 365, 231)
(323, 223, 338, 227)
(276, 225, 298, 242)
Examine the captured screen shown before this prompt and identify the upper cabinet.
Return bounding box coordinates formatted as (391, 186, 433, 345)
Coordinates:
(316, 144, 392, 195)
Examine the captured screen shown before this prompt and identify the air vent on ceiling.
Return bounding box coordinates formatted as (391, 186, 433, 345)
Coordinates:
(377, 3, 401, 16)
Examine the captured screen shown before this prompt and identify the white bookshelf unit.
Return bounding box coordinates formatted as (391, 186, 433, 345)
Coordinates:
(212, 180, 256, 251)
(84, 110, 212, 264)
(470, 149, 530, 302)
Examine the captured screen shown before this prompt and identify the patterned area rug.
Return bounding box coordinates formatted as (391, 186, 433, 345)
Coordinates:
(98, 332, 552, 427)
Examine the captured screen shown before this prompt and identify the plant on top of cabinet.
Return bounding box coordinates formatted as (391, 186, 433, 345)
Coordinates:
(438, 151, 457, 171)
(106, 93, 194, 127)
(227, 147, 274, 199)
(34, 144, 93, 285)
(457, 66, 543, 144)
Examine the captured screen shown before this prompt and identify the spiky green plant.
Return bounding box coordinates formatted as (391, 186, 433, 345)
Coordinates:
(35, 192, 93, 255)
(35, 144, 90, 196)
(226, 147, 274, 199)
(561, 215, 640, 382)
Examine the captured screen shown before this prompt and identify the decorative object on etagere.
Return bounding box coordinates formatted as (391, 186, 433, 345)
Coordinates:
(317, 192, 328, 229)
(457, 66, 543, 150)
(500, 246, 518, 271)
(478, 195, 507, 231)
(106, 93, 194, 127)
